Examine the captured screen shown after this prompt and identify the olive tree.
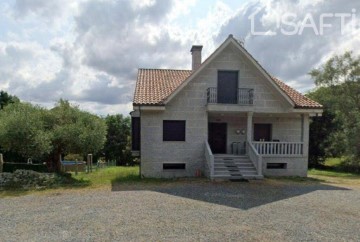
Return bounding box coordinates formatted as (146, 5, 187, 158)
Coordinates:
(0, 102, 52, 161)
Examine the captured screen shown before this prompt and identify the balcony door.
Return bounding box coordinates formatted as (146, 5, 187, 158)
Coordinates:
(217, 71, 238, 104)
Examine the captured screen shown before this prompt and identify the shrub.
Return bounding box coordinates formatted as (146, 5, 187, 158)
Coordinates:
(3, 163, 48, 173)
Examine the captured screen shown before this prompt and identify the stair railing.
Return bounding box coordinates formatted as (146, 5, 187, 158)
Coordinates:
(205, 141, 214, 179)
(247, 141, 262, 176)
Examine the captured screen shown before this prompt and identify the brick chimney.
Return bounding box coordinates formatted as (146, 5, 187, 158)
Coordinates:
(190, 45, 203, 71)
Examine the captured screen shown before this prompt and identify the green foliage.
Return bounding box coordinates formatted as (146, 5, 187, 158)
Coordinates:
(0, 90, 19, 110)
(0, 99, 107, 171)
(49, 99, 107, 155)
(72, 166, 140, 187)
(44, 100, 107, 171)
(308, 51, 360, 168)
(64, 153, 84, 161)
(103, 114, 132, 165)
(0, 103, 53, 160)
(3, 163, 48, 173)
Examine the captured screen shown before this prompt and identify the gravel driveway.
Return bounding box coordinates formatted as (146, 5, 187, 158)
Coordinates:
(1, 180, 360, 242)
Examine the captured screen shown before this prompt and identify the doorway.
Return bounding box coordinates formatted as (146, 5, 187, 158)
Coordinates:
(208, 122, 227, 154)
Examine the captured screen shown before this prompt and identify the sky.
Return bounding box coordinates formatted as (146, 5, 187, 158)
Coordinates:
(0, 0, 359, 116)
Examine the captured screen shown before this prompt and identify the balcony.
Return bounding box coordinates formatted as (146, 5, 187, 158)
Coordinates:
(207, 87, 254, 105)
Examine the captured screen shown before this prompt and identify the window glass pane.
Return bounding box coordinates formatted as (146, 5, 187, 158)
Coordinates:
(132, 117, 140, 150)
(163, 120, 186, 141)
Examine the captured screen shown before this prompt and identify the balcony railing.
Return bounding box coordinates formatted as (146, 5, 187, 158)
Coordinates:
(207, 87, 254, 105)
(252, 142, 304, 156)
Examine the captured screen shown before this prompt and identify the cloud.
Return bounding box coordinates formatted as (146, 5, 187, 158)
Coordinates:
(13, 0, 68, 20)
(215, 0, 360, 91)
(2, 0, 360, 116)
(2, 0, 193, 115)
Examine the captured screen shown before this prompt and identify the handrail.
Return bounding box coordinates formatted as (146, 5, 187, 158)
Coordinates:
(247, 141, 262, 176)
(205, 141, 214, 179)
(252, 141, 304, 156)
(207, 87, 254, 105)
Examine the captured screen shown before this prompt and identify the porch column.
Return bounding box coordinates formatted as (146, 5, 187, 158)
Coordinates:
(247, 112, 253, 143)
(301, 114, 309, 156)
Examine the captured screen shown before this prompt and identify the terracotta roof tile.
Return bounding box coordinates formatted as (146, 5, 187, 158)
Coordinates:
(133, 69, 192, 105)
(272, 77, 322, 109)
(133, 69, 322, 109)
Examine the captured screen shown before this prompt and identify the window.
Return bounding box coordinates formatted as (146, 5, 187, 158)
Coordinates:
(267, 163, 287, 169)
(131, 117, 140, 151)
(163, 120, 186, 141)
(163, 163, 186, 170)
(253, 123, 272, 141)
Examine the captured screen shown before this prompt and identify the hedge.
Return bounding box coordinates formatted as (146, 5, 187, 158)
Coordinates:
(3, 163, 48, 173)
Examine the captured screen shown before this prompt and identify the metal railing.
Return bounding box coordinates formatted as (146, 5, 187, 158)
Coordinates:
(207, 87, 254, 105)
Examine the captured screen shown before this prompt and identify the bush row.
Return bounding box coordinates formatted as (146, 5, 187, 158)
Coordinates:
(3, 163, 48, 173)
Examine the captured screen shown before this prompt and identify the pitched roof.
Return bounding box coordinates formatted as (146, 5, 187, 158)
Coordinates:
(133, 69, 192, 105)
(272, 77, 322, 109)
(133, 68, 322, 109)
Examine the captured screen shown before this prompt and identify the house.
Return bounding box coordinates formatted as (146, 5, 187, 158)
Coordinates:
(131, 35, 322, 180)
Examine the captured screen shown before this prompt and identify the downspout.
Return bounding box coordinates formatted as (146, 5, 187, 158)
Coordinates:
(139, 105, 142, 178)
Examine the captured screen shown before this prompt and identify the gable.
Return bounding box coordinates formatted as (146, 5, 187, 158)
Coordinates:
(133, 35, 322, 110)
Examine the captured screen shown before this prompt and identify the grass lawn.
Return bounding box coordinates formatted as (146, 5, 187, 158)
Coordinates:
(2, 160, 359, 198)
(0, 166, 142, 197)
(308, 157, 360, 186)
(72, 166, 141, 187)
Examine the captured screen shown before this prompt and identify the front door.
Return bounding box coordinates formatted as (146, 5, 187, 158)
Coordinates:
(217, 71, 238, 104)
(208, 123, 227, 154)
(253, 123, 272, 141)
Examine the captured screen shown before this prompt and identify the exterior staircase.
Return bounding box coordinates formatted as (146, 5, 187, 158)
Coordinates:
(213, 154, 263, 180)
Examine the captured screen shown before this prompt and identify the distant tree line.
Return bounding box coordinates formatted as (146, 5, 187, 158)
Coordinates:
(307, 51, 360, 172)
(0, 94, 133, 172)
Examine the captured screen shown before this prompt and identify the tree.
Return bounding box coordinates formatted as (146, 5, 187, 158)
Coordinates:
(0, 90, 19, 110)
(46, 100, 107, 171)
(103, 114, 132, 165)
(0, 99, 107, 172)
(309, 51, 360, 166)
(0, 102, 53, 161)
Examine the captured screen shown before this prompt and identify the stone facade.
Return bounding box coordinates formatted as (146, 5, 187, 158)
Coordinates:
(138, 43, 311, 178)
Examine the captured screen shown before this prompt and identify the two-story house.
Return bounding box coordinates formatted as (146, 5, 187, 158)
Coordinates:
(131, 35, 323, 180)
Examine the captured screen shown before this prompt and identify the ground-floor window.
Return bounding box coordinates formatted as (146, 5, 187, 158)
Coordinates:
(267, 163, 287, 169)
(163, 120, 186, 141)
(131, 117, 140, 151)
(163, 163, 186, 170)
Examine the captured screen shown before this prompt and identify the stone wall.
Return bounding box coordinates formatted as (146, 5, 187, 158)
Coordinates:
(262, 157, 308, 177)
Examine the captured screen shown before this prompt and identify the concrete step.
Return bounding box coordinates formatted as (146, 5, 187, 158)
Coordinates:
(212, 174, 263, 180)
(214, 162, 254, 167)
(214, 166, 256, 171)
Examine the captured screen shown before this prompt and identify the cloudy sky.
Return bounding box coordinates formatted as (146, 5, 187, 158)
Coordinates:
(1, 0, 359, 116)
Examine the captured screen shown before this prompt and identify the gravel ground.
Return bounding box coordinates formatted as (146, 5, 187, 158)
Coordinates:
(1, 180, 360, 242)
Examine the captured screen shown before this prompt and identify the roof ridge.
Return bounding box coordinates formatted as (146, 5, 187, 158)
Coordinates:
(139, 68, 192, 71)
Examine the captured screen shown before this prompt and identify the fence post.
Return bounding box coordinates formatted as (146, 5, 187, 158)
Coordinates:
(0, 154, 3, 173)
(87, 154, 93, 173)
(75, 159, 78, 175)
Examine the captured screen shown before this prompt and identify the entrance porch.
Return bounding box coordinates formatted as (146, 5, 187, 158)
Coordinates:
(205, 112, 309, 179)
